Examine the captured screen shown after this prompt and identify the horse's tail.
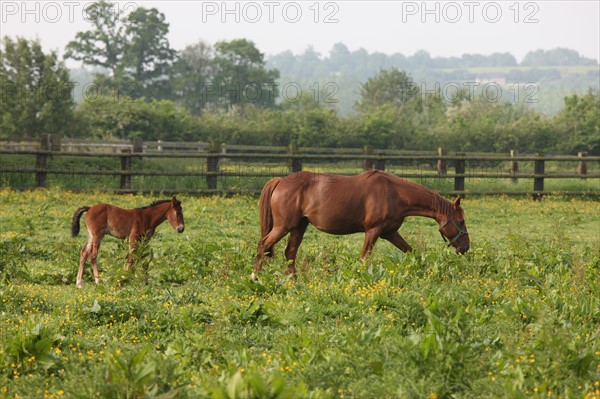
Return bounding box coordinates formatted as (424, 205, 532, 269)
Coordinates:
(259, 178, 281, 253)
(71, 206, 90, 237)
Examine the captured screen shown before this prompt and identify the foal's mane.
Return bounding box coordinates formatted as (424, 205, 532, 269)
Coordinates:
(135, 199, 171, 210)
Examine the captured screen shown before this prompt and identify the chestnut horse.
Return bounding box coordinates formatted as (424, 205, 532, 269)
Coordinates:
(71, 197, 185, 288)
(253, 171, 469, 280)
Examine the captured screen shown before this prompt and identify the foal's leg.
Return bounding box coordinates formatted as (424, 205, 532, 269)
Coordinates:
(252, 226, 290, 280)
(77, 241, 91, 288)
(89, 240, 102, 285)
(284, 219, 309, 278)
(127, 235, 138, 271)
(381, 230, 413, 252)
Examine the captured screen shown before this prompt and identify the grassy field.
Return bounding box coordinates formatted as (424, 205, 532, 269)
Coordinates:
(0, 189, 599, 398)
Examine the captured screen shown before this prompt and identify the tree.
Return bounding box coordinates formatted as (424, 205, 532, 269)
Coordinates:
(356, 68, 419, 112)
(1, 37, 76, 138)
(211, 39, 280, 111)
(172, 41, 215, 114)
(295, 107, 340, 147)
(123, 7, 176, 96)
(65, 1, 175, 98)
(64, 1, 126, 78)
(522, 48, 597, 66)
(76, 96, 192, 141)
(553, 90, 600, 154)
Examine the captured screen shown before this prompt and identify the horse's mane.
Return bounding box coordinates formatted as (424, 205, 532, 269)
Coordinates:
(135, 199, 171, 210)
(431, 194, 453, 216)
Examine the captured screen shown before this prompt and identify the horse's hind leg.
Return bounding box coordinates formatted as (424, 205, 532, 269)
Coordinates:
(284, 219, 309, 278)
(77, 242, 91, 288)
(253, 226, 289, 280)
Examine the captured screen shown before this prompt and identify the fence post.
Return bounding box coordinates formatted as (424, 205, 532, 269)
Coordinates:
(220, 142, 229, 163)
(50, 134, 61, 152)
(454, 152, 465, 194)
(375, 152, 386, 171)
(364, 145, 373, 171)
(133, 137, 144, 153)
(207, 140, 220, 190)
(577, 152, 587, 177)
(36, 134, 50, 188)
(288, 143, 302, 173)
(120, 149, 132, 190)
(437, 147, 447, 175)
(510, 149, 518, 183)
(533, 153, 545, 201)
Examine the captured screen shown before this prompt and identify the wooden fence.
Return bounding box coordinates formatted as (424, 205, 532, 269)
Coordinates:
(1, 136, 598, 197)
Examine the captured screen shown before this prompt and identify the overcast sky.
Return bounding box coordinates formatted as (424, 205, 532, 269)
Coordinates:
(2, 0, 599, 64)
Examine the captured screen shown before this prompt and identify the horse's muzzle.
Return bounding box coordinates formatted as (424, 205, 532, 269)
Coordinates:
(456, 244, 470, 254)
(177, 225, 185, 233)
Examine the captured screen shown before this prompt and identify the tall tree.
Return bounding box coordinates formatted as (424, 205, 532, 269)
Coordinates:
(64, 1, 126, 78)
(211, 39, 280, 110)
(356, 68, 419, 112)
(553, 89, 600, 154)
(1, 37, 75, 138)
(65, 1, 175, 98)
(123, 7, 176, 84)
(172, 41, 215, 114)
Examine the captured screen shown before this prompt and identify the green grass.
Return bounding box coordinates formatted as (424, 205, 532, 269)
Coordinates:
(0, 190, 599, 398)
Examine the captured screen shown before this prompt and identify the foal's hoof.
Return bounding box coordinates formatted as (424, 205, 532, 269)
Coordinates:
(250, 272, 258, 281)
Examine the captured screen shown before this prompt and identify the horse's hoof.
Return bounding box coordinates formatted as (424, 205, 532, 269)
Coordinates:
(250, 272, 258, 281)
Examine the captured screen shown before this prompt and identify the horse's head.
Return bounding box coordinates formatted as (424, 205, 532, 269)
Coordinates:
(439, 196, 470, 254)
(167, 196, 185, 233)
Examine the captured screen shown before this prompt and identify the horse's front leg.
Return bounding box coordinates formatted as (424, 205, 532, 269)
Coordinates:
(360, 226, 383, 259)
(381, 230, 413, 252)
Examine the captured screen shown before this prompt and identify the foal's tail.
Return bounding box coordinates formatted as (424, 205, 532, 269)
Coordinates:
(259, 177, 281, 240)
(71, 206, 90, 237)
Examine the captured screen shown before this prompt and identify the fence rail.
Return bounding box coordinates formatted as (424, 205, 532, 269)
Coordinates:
(1, 137, 598, 198)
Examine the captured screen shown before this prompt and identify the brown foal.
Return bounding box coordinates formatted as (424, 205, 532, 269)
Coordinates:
(71, 197, 185, 288)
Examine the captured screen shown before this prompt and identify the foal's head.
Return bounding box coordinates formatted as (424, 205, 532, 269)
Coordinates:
(167, 196, 185, 233)
(438, 196, 470, 254)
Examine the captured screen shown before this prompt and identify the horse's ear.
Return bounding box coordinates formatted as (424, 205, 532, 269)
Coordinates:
(171, 196, 177, 203)
(453, 196, 461, 209)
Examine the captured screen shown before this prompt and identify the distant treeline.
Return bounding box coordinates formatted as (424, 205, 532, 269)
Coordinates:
(267, 44, 599, 115)
(269, 44, 597, 80)
(1, 1, 599, 155)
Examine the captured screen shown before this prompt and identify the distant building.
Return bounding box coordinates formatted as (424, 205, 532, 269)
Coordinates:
(475, 73, 506, 85)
